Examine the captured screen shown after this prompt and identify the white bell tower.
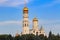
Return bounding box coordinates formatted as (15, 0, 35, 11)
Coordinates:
(22, 0, 29, 34)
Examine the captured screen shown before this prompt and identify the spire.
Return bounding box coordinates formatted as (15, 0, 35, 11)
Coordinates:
(23, 0, 28, 11)
(24, 0, 26, 7)
(40, 26, 44, 31)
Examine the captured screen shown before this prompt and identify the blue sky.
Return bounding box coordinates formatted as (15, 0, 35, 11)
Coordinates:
(0, 0, 60, 36)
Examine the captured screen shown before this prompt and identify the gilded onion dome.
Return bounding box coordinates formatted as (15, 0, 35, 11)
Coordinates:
(33, 17, 38, 21)
(23, 7, 28, 11)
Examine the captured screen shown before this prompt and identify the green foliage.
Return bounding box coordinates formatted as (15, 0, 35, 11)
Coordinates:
(0, 32, 60, 40)
(48, 31, 60, 40)
(0, 34, 13, 40)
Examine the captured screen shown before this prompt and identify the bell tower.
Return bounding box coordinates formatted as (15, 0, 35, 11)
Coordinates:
(33, 18, 38, 30)
(32, 18, 39, 35)
(22, 0, 29, 34)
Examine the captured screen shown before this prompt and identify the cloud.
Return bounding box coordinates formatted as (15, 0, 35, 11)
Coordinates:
(29, 19, 60, 26)
(0, 0, 8, 3)
(39, 20, 60, 25)
(0, 20, 60, 27)
(0, 0, 60, 7)
(0, 0, 31, 7)
(0, 20, 22, 26)
(0, 20, 33, 26)
(0, 20, 60, 35)
(39, 19, 60, 34)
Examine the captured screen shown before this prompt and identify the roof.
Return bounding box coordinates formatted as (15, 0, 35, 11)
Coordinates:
(33, 17, 38, 21)
(40, 26, 44, 31)
(23, 7, 28, 10)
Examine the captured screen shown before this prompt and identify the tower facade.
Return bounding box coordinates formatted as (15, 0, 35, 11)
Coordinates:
(22, 7, 29, 34)
(33, 18, 38, 30)
(32, 18, 40, 35)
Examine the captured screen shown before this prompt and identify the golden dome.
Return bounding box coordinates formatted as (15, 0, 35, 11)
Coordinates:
(33, 17, 38, 21)
(23, 7, 28, 10)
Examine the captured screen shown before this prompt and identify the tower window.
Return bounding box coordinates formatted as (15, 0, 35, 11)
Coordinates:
(25, 24, 26, 27)
(40, 32, 41, 33)
(33, 30, 35, 33)
(36, 32, 38, 35)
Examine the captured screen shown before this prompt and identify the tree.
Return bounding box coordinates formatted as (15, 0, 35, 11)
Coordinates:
(48, 31, 52, 40)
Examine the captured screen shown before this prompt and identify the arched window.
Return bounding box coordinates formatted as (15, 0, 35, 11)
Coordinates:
(36, 32, 38, 35)
(40, 32, 41, 33)
(33, 30, 35, 33)
(25, 24, 26, 27)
